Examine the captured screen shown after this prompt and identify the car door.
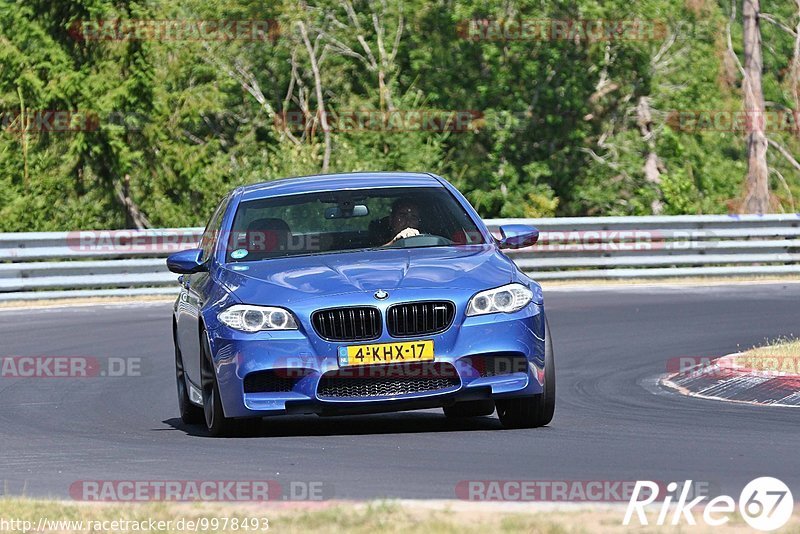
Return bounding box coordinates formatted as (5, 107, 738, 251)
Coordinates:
(176, 195, 229, 388)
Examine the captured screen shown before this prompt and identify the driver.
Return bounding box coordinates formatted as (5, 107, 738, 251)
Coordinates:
(384, 198, 421, 245)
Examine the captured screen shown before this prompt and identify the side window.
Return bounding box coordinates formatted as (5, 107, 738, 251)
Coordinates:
(199, 195, 230, 262)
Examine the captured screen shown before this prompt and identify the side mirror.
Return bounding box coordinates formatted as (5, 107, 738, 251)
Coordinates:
(166, 248, 207, 274)
(498, 225, 539, 250)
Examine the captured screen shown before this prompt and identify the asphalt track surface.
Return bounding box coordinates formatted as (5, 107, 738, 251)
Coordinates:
(0, 282, 798, 501)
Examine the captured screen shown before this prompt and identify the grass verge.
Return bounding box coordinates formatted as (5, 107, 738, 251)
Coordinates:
(741, 338, 800, 360)
(1, 499, 798, 533)
(728, 337, 800, 375)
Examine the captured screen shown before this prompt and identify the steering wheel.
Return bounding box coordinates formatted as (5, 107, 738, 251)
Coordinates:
(385, 234, 452, 248)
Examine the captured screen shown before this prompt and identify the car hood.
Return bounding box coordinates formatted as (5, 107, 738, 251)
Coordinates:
(217, 245, 516, 305)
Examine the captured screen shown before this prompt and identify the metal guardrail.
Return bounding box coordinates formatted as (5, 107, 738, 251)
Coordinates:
(0, 214, 799, 300)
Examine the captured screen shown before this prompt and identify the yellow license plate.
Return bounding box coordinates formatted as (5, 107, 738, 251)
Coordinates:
(338, 340, 434, 367)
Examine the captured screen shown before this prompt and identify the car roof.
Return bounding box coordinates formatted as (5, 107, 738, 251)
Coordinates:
(239, 172, 443, 201)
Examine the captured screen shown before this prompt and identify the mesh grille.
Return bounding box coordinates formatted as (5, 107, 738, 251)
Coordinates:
(387, 301, 455, 337)
(243, 369, 310, 393)
(464, 354, 529, 378)
(311, 306, 381, 341)
(317, 362, 460, 398)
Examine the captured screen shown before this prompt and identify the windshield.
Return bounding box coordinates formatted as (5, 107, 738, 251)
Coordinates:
(224, 186, 486, 262)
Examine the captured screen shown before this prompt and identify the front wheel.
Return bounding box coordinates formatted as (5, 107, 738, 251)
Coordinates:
(175, 338, 203, 425)
(200, 332, 245, 437)
(497, 318, 555, 429)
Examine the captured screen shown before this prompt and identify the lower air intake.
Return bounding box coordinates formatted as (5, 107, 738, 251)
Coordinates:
(243, 369, 312, 393)
(316, 362, 460, 398)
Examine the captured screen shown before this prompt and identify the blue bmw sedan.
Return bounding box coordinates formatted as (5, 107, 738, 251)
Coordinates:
(167, 172, 554, 436)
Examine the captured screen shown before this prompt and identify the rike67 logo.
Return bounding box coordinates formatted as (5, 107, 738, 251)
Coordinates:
(624, 477, 794, 531)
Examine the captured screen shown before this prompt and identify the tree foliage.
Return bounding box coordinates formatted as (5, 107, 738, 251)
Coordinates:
(0, 0, 799, 230)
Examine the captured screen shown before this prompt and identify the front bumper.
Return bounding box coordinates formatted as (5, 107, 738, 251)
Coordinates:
(206, 299, 546, 419)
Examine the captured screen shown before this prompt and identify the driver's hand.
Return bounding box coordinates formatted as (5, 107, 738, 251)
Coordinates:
(394, 228, 420, 241)
(386, 227, 420, 245)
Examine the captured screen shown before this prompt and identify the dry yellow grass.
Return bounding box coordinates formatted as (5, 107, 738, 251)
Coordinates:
(729, 338, 800, 375)
(0, 499, 798, 533)
(742, 338, 800, 359)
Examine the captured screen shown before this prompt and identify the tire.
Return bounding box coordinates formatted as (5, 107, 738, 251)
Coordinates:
(443, 400, 495, 418)
(175, 338, 204, 425)
(497, 318, 555, 429)
(200, 331, 244, 437)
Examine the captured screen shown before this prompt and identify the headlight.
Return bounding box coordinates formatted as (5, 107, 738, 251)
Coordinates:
(218, 305, 298, 332)
(466, 283, 533, 316)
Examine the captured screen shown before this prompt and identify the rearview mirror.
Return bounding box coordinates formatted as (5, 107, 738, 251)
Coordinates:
(324, 204, 369, 219)
(166, 248, 207, 274)
(498, 225, 539, 249)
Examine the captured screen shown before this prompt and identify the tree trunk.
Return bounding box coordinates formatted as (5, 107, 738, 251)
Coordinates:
(741, 0, 771, 213)
(636, 96, 665, 214)
(299, 21, 331, 173)
(116, 175, 150, 230)
(792, 0, 800, 140)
